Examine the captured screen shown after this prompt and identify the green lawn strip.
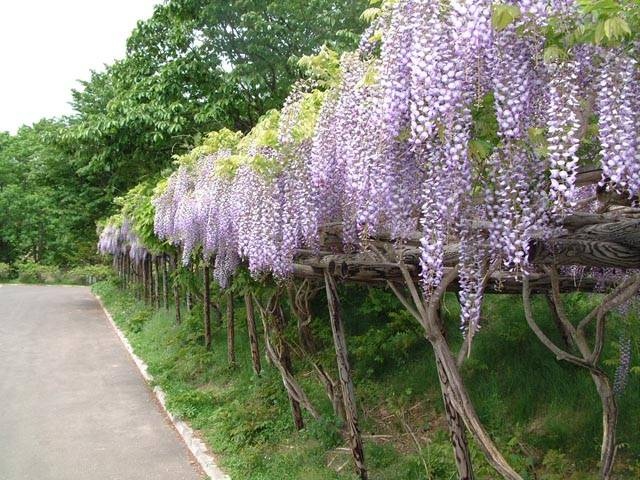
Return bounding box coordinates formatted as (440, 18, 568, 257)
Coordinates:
(93, 281, 640, 479)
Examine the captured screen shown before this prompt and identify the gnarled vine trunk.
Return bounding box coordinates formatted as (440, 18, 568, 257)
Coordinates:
(387, 266, 523, 480)
(257, 291, 318, 429)
(244, 293, 261, 376)
(324, 271, 368, 480)
(522, 270, 640, 480)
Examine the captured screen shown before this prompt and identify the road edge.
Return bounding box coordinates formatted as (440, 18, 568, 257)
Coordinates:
(93, 293, 231, 480)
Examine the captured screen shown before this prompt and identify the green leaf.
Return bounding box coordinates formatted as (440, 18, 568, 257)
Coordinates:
(360, 7, 381, 23)
(594, 21, 606, 44)
(543, 45, 567, 63)
(492, 4, 522, 32)
(604, 17, 631, 40)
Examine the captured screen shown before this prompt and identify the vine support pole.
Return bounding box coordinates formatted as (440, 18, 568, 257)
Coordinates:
(124, 254, 130, 290)
(145, 256, 150, 304)
(141, 257, 148, 302)
(287, 281, 345, 421)
(172, 252, 181, 325)
(203, 263, 212, 350)
(226, 291, 236, 367)
(245, 293, 261, 375)
(162, 254, 168, 310)
(185, 262, 193, 313)
(153, 255, 160, 310)
(324, 270, 368, 480)
(148, 255, 153, 304)
(123, 254, 128, 288)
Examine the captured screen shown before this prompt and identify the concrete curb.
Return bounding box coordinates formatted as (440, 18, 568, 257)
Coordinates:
(94, 294, 231, 480)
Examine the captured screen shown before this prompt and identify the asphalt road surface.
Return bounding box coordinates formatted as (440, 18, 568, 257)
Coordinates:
(0, 285, 204, 480)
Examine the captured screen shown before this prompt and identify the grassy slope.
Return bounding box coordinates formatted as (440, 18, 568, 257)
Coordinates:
(93, 280, 640, 480)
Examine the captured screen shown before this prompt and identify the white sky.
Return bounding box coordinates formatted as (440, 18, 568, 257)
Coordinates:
(0, 0, 160, 134)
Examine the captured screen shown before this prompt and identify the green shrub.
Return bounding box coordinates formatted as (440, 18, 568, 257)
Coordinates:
(127, 308, 154, 333)
(15, 261, 60, 283)
(0, 262, 12, 280)
(64, 264, 114, 285)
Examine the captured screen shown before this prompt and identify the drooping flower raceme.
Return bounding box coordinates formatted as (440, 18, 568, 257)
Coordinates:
(597, 50, 640, 200)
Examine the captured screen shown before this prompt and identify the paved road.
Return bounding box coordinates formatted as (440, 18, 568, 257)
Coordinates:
(0, 285, 204, 480)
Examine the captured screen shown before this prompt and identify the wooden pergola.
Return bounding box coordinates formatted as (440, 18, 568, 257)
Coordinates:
(284, 168, 640, 480)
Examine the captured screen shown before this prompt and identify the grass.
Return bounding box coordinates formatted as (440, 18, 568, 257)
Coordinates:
(93, 280, 640, 480)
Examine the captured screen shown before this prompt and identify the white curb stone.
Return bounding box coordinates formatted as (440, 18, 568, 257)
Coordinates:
(94, 294, 231, 480)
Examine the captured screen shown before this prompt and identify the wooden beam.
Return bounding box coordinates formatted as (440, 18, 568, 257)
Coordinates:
(529, 239, 640, 269)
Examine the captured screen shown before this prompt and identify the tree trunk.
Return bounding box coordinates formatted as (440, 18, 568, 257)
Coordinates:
(227, 291, 236, 367)
(203, 264, 212, 350)
(287, 284, 318, 353)
(386, 265, 522, 480)
(324, 271, 368, 480)
(245, 293, 261, 375)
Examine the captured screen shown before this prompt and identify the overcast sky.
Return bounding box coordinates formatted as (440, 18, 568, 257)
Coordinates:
(0, 0, 159, 134)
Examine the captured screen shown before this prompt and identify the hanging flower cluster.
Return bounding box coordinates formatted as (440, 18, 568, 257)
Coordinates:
(597, 50, 640, 200)
(98, 218, 149, 265)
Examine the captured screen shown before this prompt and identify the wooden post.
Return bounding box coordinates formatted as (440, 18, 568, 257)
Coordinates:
(119, 254, 125, 287)
(245, 293, 261, 375)
(124, 254, 130, 290)
(137, 257, 147, 302)
(287, 282, 344, 420)
(153, 255, 160, 310)
(186, 290, 192, 312)
(162, 254, 168, 310)
(120, 254, 125, 289)
(116, 254, 122, 285)
(147, 255, 153, 304)
(173, 252, 181, 325)
(257, 291, 319, 427)
(141, 256, 147, 302)
(203, 263, 212, 350)
(267, 295, 305, 429)
(227, 291, 236, 366)
(324, 270, 367, 480)
(145, 255, 152, 304)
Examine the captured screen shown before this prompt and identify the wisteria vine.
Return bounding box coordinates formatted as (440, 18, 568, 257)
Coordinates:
(100, 0, 640, 334)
